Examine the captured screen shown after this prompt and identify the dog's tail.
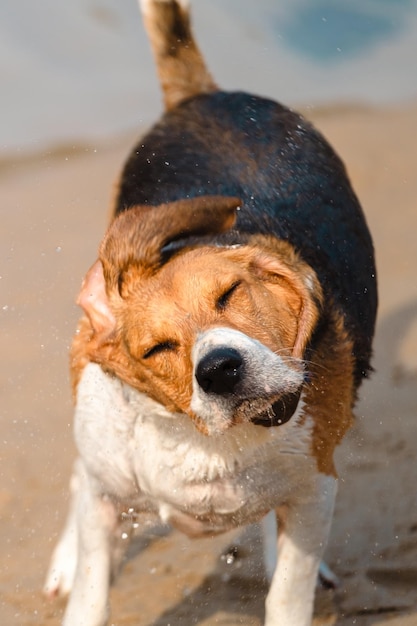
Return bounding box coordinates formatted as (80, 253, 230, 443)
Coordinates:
(139, 0, 217, 110)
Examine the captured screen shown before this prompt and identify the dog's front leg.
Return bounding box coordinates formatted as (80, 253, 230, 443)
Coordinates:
(63, 462, 117, 626)
(265, 474, 337, 626)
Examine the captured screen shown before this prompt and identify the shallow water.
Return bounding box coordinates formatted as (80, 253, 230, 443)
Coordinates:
(277, 0, 415, 63)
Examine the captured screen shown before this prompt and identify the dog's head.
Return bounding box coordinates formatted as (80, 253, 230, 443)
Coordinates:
(77, 196, 322, 434)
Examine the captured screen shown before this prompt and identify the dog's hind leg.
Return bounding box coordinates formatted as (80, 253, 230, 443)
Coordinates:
(139, 0, 217, 110)
(60, 461, 118, 626)
(44, 457, 130, 603)
(44, 459, 82, 599)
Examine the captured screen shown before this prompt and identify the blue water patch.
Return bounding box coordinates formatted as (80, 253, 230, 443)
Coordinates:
(276, 0, 414, 63)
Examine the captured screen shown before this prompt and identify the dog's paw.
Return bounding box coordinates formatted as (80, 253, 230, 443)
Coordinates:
(43, 538, 77, 599)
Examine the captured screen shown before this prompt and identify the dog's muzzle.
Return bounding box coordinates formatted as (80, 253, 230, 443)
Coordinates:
(192, 331, 304, 432)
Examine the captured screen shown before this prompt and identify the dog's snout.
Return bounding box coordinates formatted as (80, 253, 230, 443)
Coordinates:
(196, 347, 243, 395)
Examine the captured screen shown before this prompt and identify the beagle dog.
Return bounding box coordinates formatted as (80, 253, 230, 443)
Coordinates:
(44, 1, 377, 624)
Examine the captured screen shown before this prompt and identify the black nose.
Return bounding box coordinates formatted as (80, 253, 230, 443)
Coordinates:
(196, 347, 243, 395)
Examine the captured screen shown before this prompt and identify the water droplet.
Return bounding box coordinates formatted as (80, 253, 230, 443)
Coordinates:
(221, 545, 240, 565)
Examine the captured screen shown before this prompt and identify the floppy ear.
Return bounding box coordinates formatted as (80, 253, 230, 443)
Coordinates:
(100, 195, 240, 290)
(250, 249, 322, 359)
(77, 195, 240, 336)
(77, 260, 116, 340)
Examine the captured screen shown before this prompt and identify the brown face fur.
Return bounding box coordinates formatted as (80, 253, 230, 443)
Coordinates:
(71, 197, 322, 425)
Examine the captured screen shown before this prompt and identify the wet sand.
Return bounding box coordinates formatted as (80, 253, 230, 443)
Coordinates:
(1, 103, 416, 625)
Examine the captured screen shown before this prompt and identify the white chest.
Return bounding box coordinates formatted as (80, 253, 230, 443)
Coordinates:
(74, 363, 316, 532)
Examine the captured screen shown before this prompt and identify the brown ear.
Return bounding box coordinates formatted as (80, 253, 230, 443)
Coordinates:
(100, 195, 240, 289)
(250, 249, 322, 359)
(77, 260, 116, 340)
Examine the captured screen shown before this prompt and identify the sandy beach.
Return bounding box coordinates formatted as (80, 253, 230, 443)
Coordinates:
(1, 1, 417, 624)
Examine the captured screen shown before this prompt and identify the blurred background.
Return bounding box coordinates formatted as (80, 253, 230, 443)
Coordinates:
(2, 0, 417, 157)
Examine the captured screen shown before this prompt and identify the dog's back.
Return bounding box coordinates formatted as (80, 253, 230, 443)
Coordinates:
(117, 0, 377, 387)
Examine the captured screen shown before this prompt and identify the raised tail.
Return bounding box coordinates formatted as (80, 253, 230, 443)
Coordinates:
(139, 0, 217, 110)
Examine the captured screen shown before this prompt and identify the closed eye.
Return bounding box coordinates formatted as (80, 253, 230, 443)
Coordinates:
(216, 280, 242, 311)
(142, 341, 178, 360)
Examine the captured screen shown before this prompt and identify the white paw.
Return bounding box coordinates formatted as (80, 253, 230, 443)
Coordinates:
(43, 536, 77, 599)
